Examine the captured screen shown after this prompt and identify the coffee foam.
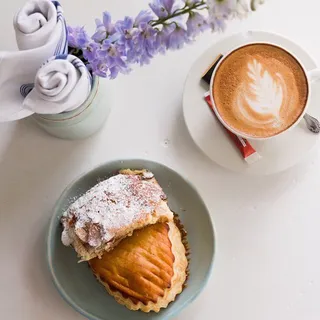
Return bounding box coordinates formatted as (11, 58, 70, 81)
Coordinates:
(213, 44, 308, 138)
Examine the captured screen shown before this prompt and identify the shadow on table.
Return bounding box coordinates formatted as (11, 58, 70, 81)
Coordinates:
(169, 104, 319, 211)
(0, 118, 94, 318)
(0, 118, 96, 212)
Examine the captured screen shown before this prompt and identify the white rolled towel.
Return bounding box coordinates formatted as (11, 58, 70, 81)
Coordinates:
(23, 55, 92, 114)
(14, 0, 67, 53)
(0, 0, 68, 122)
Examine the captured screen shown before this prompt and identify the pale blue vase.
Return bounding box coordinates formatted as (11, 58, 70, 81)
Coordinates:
(32, 77, 111, 140)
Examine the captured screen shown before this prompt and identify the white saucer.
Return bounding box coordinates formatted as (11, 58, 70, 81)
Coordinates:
(183, 31, 320, 175)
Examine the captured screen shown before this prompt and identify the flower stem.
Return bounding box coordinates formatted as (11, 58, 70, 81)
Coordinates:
(151, 1, 207, 27)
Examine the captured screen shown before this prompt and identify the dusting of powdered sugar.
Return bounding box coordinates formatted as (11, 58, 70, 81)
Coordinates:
(62, 173, 166, 246)
(142, 171, 154, 179)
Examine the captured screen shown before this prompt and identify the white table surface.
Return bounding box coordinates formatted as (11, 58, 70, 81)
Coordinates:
(1, 1, 320, 319)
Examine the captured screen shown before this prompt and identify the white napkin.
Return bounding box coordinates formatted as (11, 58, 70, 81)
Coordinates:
(14, 0, 67, 52)
(23, 54, 92, 114)
(0, 0, 68, 122)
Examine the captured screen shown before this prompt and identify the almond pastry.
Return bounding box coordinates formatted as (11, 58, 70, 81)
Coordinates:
(89, 221, 188, 312)
(61, 170, 173, 261)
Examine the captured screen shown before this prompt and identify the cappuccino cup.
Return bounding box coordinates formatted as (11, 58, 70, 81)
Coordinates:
(209, 42, 320, 140)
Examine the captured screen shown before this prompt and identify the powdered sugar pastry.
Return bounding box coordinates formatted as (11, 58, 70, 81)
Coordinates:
(61, 173, 168, 249)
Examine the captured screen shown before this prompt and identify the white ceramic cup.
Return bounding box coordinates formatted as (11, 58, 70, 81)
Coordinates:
(209, 42, 320, 140)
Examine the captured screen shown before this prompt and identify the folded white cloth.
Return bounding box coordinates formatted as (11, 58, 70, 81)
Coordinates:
(14, 0, 67, 52)
(0, 0, 68, 122)
(23, 54, 92, 114)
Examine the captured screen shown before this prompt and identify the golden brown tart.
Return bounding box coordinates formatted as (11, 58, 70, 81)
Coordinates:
(89, 221, 188, 312)
(61, 170, 173, 261)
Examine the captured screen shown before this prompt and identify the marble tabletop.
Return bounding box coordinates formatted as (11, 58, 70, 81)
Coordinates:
(1, 0, 320, 319)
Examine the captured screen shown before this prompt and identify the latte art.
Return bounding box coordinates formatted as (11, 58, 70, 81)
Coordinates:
(237, 59, 286, 127)
(213, 44, 308, 138)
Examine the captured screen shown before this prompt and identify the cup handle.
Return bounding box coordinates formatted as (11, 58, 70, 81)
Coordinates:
(308, 69, 320, 84)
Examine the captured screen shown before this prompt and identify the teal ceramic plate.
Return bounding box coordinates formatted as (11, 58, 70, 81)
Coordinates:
(47, 159, 215, 320)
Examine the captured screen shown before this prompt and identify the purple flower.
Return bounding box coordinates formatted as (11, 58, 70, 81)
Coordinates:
(109, 66, 121, 79)
(117, 17, 159, 65)
(115, 16, 137, 50)
(87, 37, 129, 78)
(154, 23, 175, 53)
(92, 12, 115, 43)
(167, 25, 189, 50)
(67, 26, 90, 48)
(149, 0, 174, 18)
(209, 17, 227, 31)
(90, 58, 109, 78)
(208, 0, 236, 16)
(207, 0, 248, 31)
(100, 40, 125, 63)
(134, 23, 159, 65)
(115, 17, 140, 64)
(116, 17, 134, 37)
(134, 10, 155, 27)
(167, 10, 188, 30)
(186, 12, 208, 37)
(90, 55, 127, 79)
(66, 0, 262, 80)
(98, 39, 128, 75)
(82, 41, 100, 61)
